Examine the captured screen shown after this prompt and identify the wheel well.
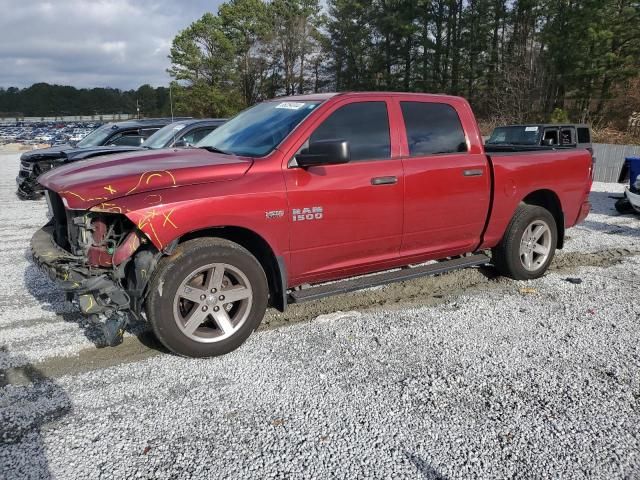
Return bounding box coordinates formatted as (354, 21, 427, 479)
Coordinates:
(179, 227, 286, 312)
(522, 190, 565, 249)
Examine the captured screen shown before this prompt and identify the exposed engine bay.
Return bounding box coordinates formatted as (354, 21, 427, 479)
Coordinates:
(32, 189, 164, 345)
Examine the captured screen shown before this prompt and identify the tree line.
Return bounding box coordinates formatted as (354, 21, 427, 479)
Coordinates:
(2, 0, 639, 131)
(169, 0, 640, 130)
(0, 83, 171, 118)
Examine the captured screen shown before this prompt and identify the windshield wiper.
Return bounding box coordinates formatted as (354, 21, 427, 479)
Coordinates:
(199, 146, 231, 155)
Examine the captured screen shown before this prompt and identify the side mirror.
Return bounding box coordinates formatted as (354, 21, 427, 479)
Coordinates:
(173, 139, 191, 148)
(295, 139, 350, 168)
(543, 138, 555, 146)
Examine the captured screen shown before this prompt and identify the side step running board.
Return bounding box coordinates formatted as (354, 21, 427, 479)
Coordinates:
(288, 253, 490, 304)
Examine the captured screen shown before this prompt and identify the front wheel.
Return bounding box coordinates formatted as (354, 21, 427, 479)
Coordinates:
(492, 204, 557, 280)
(146, 238, 268, 357)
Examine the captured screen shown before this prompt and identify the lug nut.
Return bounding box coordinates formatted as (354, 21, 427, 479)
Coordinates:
(219, 295, 225, 301)
(211, 288, 217, 293)
(213, 306, 219, 312)
(202, 306, 208, 311)
(200, 294, 206, 300)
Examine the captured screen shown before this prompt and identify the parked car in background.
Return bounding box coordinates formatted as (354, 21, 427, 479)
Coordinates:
(31, 92, 592, 357)
(615, 156, 640, 214)
(15, 117, 207, 199)
(486, 124, 592, 152)
(139, 118, 226, 149)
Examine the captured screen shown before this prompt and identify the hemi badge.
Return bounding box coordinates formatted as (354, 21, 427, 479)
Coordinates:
(265, 210, 285, 219)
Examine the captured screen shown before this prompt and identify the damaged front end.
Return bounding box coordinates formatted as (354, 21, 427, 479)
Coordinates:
(31, 190, 161, 345)
(16, 155, 63, 199)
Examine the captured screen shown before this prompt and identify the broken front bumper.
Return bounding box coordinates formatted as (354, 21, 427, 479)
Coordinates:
(30, 225, 129, 314)
(16, 172, 45, 200)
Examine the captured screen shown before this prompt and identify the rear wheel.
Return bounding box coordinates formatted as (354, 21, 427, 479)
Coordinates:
(492, 204, 557, 280)
(146, 238, 268, 357)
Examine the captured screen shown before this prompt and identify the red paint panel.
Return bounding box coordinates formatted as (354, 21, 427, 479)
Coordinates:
(480, 149, 593, 249)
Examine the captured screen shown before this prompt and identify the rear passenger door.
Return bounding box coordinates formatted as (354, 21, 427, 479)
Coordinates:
(397, 100, 491, 258)
(284, 98, 404, 282)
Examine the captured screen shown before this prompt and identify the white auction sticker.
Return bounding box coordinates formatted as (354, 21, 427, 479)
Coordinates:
(525, 126, 539, 132)
(276, 102, 306, 110)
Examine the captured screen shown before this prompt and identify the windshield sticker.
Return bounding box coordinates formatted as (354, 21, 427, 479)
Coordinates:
(525, 126, 539, 132)
(276, 102, 306, 110)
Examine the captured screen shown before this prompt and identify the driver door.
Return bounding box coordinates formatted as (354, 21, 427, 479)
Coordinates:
(283, 98, 404, 284)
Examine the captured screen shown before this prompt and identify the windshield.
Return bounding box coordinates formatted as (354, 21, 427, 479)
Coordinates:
(486, 126, 541, 146)
(142, 122, 187, 149)
(197, 100, 320, 157)
(76, 124, 115, 147)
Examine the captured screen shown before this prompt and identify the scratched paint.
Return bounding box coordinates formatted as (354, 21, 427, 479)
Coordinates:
(59, 169, 178, 211)
(126, 170, 177, 196)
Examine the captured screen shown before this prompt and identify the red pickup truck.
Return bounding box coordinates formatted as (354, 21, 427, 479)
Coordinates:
(32, 92, 593, 357)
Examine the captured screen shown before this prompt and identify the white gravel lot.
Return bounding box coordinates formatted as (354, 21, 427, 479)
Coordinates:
(1, 152, 639, 479)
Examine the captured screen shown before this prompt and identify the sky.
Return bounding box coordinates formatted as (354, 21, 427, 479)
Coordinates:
(0, 0, 224, 90)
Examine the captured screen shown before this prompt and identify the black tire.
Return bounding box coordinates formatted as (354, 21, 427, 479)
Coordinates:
(146, 238, 268, 357)
(492, 204, 557, 280)
(614, 197, 634, 214)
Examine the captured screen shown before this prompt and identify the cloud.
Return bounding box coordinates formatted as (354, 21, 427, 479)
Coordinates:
(0, 0, 223, 89)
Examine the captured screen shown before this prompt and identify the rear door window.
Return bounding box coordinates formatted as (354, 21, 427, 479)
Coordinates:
(182, 127, 217, 145)
(577, 128, 591, 144)
(543, 129, 559, 146)
(309, 102, 391, 161)
(109, 133, 144, 146)
(140, 128, 160, 139)
(400, 102, 467, 156)
(560, 128, 575, 146)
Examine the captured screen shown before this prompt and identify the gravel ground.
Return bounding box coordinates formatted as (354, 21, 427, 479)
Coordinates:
(1, 152, 639, 479)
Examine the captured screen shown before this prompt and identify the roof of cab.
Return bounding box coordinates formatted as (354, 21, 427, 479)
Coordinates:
(166, 118, 226, 126)
(272, 91, 467, 103)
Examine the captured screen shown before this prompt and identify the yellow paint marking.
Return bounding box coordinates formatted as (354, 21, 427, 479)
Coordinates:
(104, 185, 117, 194)
(163, 170, 176, 184)
(162, 209, 177, 228)
(60, 190, 86, 201)
(85, 295, 94, 312)
(97, 203, 123, 214)
(145, 173, 162, 184)
(145, 194, 163, 205)
(147, 222, 163, 249)
(126, 174, 146, 195)
(126, 170, 177, 195)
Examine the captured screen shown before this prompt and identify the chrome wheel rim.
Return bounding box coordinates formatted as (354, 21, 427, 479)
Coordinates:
(172, 263, 253, 343)
(519, 220, 552, 272)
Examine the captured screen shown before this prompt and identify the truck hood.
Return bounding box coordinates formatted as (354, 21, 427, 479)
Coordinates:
(20, 144, 143, 163)
(39, 148, 254, 210)
(20, 144, 71, 162)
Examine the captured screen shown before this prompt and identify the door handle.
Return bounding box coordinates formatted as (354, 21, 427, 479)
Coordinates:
(463, 169, 484, 177)
(371, 176, 398, 185)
